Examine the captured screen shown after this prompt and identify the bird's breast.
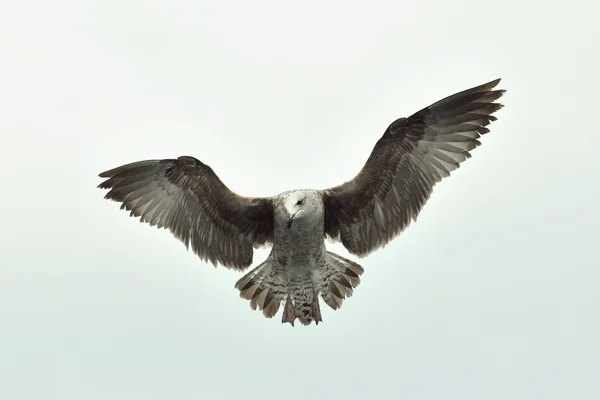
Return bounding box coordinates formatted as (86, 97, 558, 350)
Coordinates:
(271, 224, 325, 269)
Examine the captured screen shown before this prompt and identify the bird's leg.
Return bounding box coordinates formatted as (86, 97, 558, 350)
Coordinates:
(282, 294, 297, 326)
(312, 293, 322, 325)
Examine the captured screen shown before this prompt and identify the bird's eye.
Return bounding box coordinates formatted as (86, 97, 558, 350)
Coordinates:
(296, 200, 303, 206)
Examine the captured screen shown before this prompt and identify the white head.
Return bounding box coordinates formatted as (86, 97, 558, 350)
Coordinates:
(280, 190, 323, 231)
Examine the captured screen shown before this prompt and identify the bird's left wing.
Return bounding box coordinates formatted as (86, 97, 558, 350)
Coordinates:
(321, 79, 505, 257)
(98, 156, 274, 270)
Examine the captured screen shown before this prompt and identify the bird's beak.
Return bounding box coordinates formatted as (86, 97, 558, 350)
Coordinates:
(287, 212, 297, 229)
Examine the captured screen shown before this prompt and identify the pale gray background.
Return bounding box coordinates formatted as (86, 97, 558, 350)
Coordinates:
(1, 1, 598, 399)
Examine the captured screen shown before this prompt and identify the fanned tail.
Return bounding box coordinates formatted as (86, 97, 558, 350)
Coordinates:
(235, 251, 364, 326)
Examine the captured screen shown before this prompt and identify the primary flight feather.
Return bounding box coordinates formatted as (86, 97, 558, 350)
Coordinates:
(98, 78, 505, 326)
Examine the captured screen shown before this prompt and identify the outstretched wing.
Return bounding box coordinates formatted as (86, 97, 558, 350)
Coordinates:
(321, 79, 505, 257)
(98, 156, 274, 270)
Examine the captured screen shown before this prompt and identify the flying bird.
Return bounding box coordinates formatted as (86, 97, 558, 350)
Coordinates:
(98, 79, 505, 326)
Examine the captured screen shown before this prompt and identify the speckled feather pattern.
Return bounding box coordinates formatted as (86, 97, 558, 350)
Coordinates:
(98, 79, 504, 325)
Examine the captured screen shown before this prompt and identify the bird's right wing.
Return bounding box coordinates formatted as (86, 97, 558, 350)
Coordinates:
(321, 79, 505, 257)
(98, 156, 274, 271)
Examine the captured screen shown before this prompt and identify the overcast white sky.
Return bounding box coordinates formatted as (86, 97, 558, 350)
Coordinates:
(1, 1, 599, 399)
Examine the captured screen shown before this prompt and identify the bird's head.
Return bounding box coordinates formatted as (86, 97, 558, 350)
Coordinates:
(283, 190, 322, 230)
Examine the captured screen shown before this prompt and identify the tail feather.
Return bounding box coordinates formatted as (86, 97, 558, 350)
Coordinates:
(234, 251, 364, 325)
(318, 251, 364, 311)
(285, 273, 322, 326)
(234, 258, 286, 318)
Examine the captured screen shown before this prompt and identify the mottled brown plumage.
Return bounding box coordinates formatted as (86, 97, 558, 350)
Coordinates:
(322, 78, 504, 256)
(98, 78, 505, 325)
(98, 156, 274, 270)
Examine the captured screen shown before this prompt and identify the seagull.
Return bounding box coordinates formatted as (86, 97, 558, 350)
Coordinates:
(98, 78, 505, 326)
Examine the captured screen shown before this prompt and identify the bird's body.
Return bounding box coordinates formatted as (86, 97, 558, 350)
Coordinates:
(234, 189, 364, 325)
(98, 79, 505, 325)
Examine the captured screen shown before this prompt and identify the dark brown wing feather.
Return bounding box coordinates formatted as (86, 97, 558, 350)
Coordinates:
(98, 156, 274, 270)
(321, 79, 505, 257)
